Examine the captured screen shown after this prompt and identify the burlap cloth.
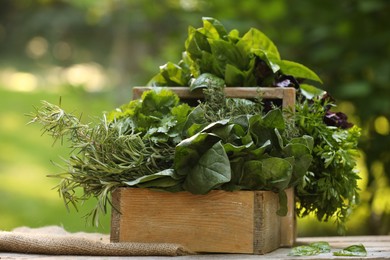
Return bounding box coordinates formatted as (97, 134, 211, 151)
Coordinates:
(0, 226, 192, 256)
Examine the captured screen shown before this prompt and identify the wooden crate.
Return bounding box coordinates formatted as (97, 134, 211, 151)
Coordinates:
(111, 188, 295, 254)
(110, 86, 297, 254)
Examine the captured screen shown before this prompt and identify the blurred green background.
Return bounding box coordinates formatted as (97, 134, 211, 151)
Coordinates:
(0, 0, 389, 236)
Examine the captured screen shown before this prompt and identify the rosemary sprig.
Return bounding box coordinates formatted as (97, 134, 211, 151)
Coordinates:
(29, 101, 175, 225)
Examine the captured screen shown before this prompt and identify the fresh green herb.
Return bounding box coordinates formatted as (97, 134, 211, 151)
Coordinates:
(333, 244, 367, 257)
(148, 17, 323, 99)
(117, 82, 313, 216)
(294, 97, 361, 233)
(147, 17, 361, 232)
(289, 242, 367, 257)
(28, 89, 192, 225)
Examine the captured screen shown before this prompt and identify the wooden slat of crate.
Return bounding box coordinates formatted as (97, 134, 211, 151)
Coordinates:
(111, 188, 294, 254)
(132, 87, 296, 109)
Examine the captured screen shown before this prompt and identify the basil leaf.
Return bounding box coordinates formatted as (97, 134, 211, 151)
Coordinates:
(289, 245, 321, 256)
(333, 244, 367, 257)
(310, 241, 331, 253)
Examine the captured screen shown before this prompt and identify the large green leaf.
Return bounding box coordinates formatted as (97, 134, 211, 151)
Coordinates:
(183, 141, 231, 194)
(300, 84, 326, 99)
(201, 17, 228, 40)
(124, 169, 180, 188)
(237, 28, 281, 60)
(174, 132, 221, 176)
(252, 49, 281, 73)
(189, 73, 225, 91)
(276, 60, 323, 83)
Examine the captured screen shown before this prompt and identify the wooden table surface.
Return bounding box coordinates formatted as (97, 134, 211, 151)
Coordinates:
(1, 235, 389, 259)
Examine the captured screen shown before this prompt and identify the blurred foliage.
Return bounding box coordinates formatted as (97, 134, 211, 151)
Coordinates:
(0, 0, 389, 235)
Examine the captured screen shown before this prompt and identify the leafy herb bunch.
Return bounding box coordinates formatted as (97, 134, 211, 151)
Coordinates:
(30, 17, 361, 232)
(147, 17, 361, 232)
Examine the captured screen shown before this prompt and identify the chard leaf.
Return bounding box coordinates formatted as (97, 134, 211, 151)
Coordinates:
(183, 141, 231, 194)
(237, 28, 281, 60)
(276, 59, 323, 83)
(333, 244, 367, 257)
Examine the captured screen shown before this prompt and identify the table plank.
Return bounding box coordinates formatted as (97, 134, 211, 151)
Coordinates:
(1, 236, 389, 259)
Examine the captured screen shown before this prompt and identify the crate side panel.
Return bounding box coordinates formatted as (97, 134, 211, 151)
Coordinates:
(253, 191, 281, 254)
(113, 188, 255, 253)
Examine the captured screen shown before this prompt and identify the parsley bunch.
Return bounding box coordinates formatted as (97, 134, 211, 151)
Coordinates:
(294, 96, 361, 233)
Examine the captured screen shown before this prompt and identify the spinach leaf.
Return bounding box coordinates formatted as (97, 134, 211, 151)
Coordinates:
(182, 141, 231, 194)
(124, 169, 180, 188)
(189, 72, 224, 91)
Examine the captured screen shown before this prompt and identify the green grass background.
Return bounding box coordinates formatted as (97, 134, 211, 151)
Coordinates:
(0, 87, 115, 233)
